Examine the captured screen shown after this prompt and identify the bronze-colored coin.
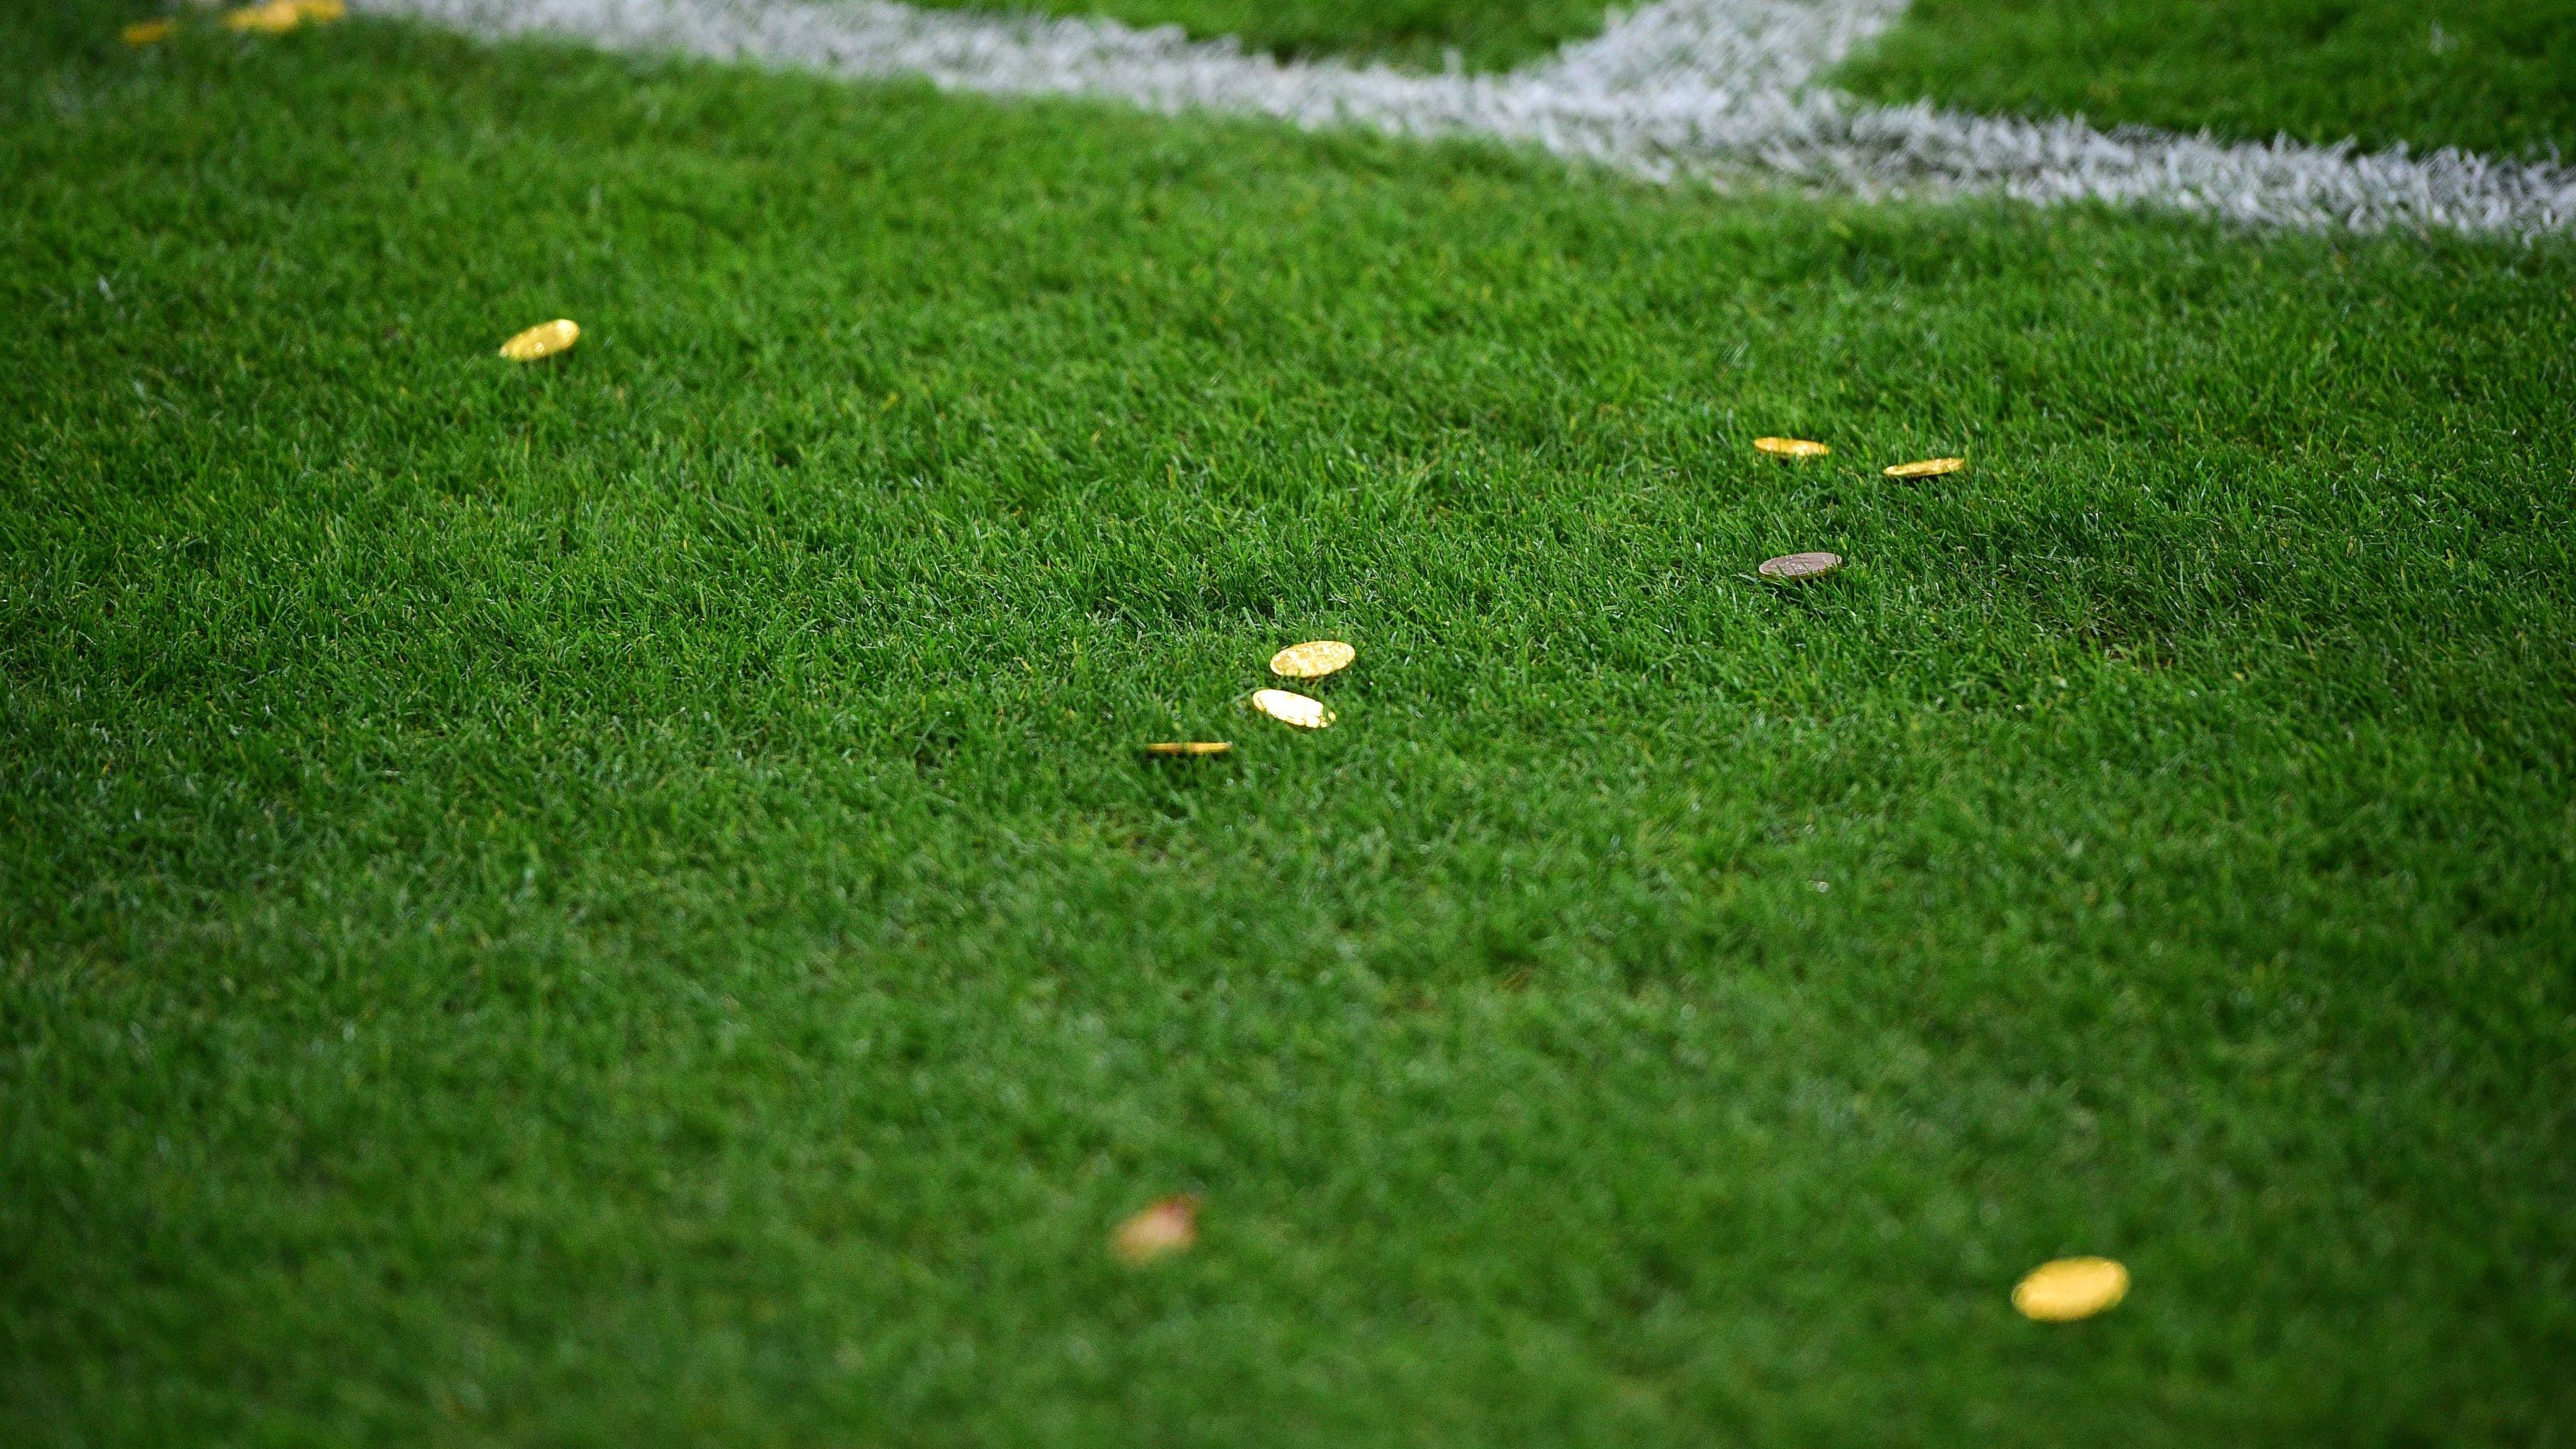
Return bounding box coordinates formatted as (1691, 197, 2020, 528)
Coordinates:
(1757, 551, 1843, 581)
(122, 19, 176, 43)
(1884, 456, 1966, 479)
(1143, 741, 1231, 757)
(2012, 1257, 2129, 1322)
(1269, 640, 1355, 680)
(498, 318, 580, 362)
(1755, 436, 1830, 459)
(223, 1, 303, 32)
(1112, 1195, 1199, 1266)
(1252, 689, 1334, 730)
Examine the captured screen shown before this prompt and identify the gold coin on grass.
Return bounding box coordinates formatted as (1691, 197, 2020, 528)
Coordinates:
(499, 318, 580, 362)
(1112, 1195, 1199, 1266)
(2013, 1257, 2129, 1322)
(223, 1, 304, 32)
(1143, 741, 1231, 757)
(122, 19, 176, 43)
(1252, 689, 1334, 730)
(1757, 551, 1843, 581)
(1884, 457, 1966, 480)
(1269, 640, 1355, 680)
(1755, 436, 1829, 459)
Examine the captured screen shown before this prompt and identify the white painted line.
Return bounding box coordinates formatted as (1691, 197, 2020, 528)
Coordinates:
(360, 0, 2576, 235)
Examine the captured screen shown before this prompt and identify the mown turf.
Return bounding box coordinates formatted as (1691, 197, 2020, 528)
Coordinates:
(1838, 0, 2576, 158)
(6, 9, 2576, 1448)
(908, 0, 1610, 70)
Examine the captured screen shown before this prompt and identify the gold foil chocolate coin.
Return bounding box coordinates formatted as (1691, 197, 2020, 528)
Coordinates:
(2012, 1257, 2129, 1322)
(1885, 457, 1966, 479)
(1269, 640, 1355, 680)
(1252, 689, 1334, 730)
(1755, 436, 1829, 459)
(1757, 551, 1843, 581)
(1143, 741, 1231, 756)
(499, 318, 580, 362)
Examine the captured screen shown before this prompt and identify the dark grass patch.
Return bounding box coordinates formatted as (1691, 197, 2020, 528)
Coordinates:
(905, 0, 1611, 71)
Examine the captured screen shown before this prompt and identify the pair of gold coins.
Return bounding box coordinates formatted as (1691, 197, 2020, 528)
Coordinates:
(1753, 436, 1967, 481)
(123, 0, 344, 44)
(1144, 640, 1352, 756)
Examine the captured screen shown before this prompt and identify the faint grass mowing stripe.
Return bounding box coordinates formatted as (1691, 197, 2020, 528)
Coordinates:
(352, 0, 2576, 232)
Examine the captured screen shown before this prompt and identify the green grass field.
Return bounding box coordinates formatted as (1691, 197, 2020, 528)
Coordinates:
(886, 0, 2576, 146)
(6, 4, 2576, 1445)
(1839, 0, 2576, 157)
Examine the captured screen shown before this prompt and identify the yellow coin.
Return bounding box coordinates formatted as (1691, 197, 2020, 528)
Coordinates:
(223, 1, 303, 32)
(1885, 457, 1966, 479)
(2012, 1257, 2129, 1322)
(498, 318, 580, 362)
(1143, 741, 1231, 756)
(122, 19, 176, 44)
(1252, 689, 1334, 730)
(1757, 551, 1842, 581)
(1269, 640, 1355, 680)
(1755, 436, 1829, 459)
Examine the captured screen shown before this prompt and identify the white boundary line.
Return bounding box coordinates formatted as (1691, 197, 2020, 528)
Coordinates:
(360, 0, 2576, 235)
